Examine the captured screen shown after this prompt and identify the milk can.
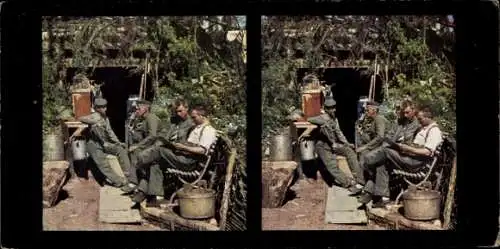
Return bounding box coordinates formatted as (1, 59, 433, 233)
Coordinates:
(71, 136, 87, 161)
(299, 139, 316, 161)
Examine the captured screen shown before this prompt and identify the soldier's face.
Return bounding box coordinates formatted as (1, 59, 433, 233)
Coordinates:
(190, 110, 204, 125)
(401, 106, 414, 120)
(366, 106, 377, 117)
(325, 106, 336, 117)
(135, 105, 148, 116)
(176, 105, 189, 120)
(96, 106, 107, 115)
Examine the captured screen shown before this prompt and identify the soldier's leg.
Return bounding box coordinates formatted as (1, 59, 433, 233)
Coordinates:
(335, 145, 365, 185)
(315, 141, 352, 187)
(158, 147, 197, 171)
(134, 146, 162, 167)
(372, 148, 424, 200)
(384, 147, 425, 172)
(146, 164, 165, 197)
(360, 147, 386, 194)
(86, 140, 127, 187)
(104, 144, 137, 185)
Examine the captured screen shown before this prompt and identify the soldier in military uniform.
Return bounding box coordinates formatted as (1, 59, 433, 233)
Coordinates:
(125, 100, 165, 201)
(304, 96, 365, 194)
(77, 98, 137, 193)
(357, 100, 421, 206)
(131, 98, 195, 204)
(355, 101, 389, 166)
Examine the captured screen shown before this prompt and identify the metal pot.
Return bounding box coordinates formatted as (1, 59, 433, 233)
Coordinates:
(299, 139, 315, 161)
(269, 134, 293, 161)
(177, 187, 216, 219)
(71, 137, 87, 161)
(402, 188, 441, 221)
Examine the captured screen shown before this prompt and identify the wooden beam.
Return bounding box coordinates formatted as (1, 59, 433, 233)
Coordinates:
(140, 203, 220, 231)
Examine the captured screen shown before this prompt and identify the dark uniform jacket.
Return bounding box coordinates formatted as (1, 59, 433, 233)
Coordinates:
(78, 112, 121, 146)
(308, 113, 349, 147)
(386, 117, 420, 145)
(130, 112, 163, 150)
(159, 116, 195, 143)
(358, 114, 389, 150)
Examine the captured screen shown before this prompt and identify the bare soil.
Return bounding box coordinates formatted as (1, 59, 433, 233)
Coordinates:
(262, 176, 386, 230)
(43, 175, 162, 231)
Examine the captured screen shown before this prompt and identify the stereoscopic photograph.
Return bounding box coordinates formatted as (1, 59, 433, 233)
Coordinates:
(42, 16, 247, 231)
(261, 16, 457, 230)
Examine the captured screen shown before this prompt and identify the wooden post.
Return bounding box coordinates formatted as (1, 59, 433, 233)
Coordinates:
(219, 148, 237, 230)
(443, 156, 457, 229)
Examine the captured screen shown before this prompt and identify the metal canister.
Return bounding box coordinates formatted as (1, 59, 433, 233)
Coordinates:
(299, 139, 315, 161)
(71, 136, 87, 161)
(269, 134, 293, 161)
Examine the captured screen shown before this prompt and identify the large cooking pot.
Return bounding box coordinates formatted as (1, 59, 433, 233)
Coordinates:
(402, 187, 441, 221)
(176, 186, 216, 219)
(270, 134, 293, 161)
(71, 136, 87, 161)
(299, 139, 315, 161)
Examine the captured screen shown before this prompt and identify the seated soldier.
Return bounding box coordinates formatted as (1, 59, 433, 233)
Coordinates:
(358, 105, 443, 208)
(356, 101, 389, 156)
(76, 98, 137, 193)
(130, 98, 195, 205)
(131, 103, 217, 204)
(301, 96, 364, 194)
(126, 100, 163, 196)
(357, 100, 420, 202)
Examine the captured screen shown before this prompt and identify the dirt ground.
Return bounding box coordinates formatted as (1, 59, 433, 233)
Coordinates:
(262, 175, 386, 230)
(43, 175, 162, 231)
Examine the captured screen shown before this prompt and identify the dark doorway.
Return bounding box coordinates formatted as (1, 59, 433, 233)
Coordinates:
(297, 67, 384, 144)
(66, 67, 155, 141)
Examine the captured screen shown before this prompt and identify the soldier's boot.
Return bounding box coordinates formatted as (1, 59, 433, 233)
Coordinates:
(132, 190, 147, 203)
(120, 182, 137, 194)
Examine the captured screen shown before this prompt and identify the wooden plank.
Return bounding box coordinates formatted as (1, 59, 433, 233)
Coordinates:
(367, 206, 443, 230)
(325, 185, 367, 224)
(98, 185, 142, 224)
(293, 121, 318, 129)
(140, 203, 220, 231)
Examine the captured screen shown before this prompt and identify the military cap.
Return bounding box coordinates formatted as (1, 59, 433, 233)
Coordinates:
(366, 100, 380, 107)
(94, 98, 107, 107)
(324, 96, 336, 107)
(137, 99, 151, 106)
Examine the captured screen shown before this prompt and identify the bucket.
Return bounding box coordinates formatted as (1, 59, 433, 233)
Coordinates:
(71, 137, 87, 161)
(177, 186, 216, 219)
(402, 187, 441, 221)
(43, 134, 65, 161)
(270, 134, 293, 161)
(299, 139, 315, 161)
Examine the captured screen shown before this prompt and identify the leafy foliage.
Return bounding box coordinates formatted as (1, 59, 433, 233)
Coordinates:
(262, 16, 456, 141)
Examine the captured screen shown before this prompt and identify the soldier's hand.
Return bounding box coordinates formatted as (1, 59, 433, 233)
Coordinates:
(129, 145, 139, 152)
(356, 146, 366, 153)
(347, 143, 356, 149)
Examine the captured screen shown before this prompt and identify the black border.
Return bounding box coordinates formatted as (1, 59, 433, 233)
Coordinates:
(1, 0, 498, 248)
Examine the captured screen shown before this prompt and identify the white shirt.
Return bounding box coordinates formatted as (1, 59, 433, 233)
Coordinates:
(187, 123, 217, 151)
(412, 122, 443, 155)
